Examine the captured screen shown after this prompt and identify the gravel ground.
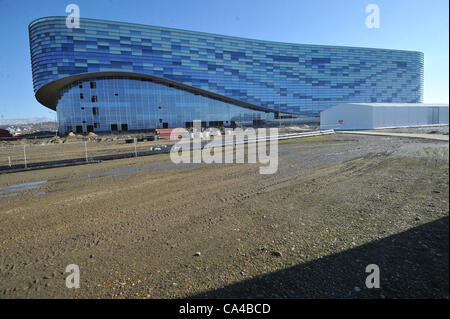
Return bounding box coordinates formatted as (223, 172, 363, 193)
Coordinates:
(374, 125, 449, 135)
(0, 133, 448, 299)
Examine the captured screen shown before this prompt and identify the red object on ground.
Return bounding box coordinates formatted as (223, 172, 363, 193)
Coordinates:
(156, 128, 188, 140)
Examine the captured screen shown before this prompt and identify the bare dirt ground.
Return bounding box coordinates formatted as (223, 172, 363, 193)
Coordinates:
(375, 125, 449, 135)
(0, 135, 176, 167)
(0, 125, 317, 167)
(0, 133, 448, 299)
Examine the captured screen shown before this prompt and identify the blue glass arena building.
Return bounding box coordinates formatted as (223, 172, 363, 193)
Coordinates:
(29, 16, 424, 134)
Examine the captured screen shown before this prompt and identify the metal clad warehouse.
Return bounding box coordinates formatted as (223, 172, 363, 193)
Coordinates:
(320, 103, 449, 130)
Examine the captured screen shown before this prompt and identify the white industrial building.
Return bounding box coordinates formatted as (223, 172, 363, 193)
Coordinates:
(320, 103, 449, 130)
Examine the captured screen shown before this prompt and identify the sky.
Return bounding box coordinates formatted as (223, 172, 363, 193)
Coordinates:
(0, 0, 448, 119)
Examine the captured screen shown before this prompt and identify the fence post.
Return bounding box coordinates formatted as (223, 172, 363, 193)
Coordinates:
(134, 138, 137, 157)
(8, 156, 11, 167)
(84, 141, 88, 163)
(23, 145, 27, 169)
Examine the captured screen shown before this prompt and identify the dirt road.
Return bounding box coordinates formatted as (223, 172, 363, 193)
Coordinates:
(0, 134, 448, 298)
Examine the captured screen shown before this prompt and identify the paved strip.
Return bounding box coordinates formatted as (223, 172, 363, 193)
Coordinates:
(338, 130, 449, 141)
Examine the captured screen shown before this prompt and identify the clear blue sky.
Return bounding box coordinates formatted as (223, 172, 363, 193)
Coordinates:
(0, 0, 448, 119)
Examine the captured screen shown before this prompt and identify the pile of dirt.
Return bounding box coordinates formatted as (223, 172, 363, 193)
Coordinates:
(48, 137, 63, 144)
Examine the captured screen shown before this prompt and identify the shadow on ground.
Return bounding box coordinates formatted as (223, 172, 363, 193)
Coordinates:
(189, 217, 449, 299)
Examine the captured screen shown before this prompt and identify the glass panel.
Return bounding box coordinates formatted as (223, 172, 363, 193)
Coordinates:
(56, 76, 274, 133)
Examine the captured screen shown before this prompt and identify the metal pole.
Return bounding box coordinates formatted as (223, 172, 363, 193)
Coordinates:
(84, 141, 88, 163)
(134, 138, 137, 157)
(23, 145, 27, 169)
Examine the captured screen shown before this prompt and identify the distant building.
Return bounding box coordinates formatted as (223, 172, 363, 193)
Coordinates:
(320, 103, 449, 130)
(29, 17, 423, 134)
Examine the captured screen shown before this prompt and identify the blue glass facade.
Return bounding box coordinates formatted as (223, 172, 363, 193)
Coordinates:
(58, 77, 273, 133)
(29, 16, 424, 133)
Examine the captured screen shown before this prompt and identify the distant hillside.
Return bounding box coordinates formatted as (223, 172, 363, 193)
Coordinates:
(0, 117, 55, 126)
